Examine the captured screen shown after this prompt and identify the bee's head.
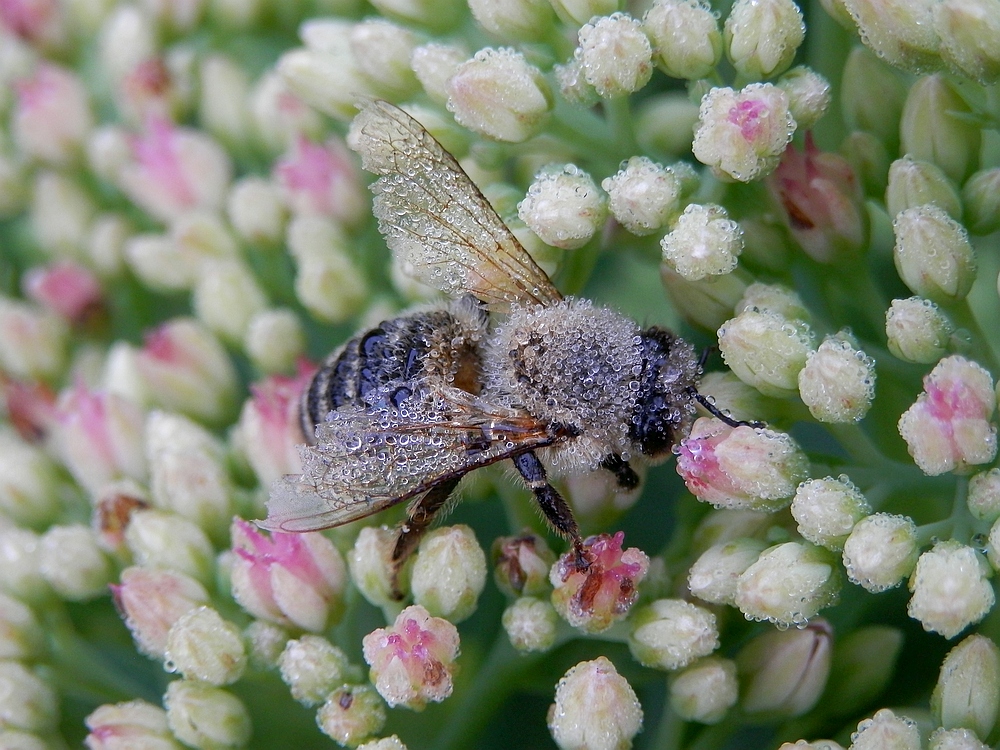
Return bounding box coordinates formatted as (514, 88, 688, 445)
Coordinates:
(630, 328, 703, 458)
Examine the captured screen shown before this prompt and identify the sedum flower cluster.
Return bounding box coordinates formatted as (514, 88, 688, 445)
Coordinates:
(0, 0, 999, 748)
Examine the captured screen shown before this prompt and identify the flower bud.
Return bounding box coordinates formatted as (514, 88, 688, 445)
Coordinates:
(0, 526, 49, 603)
(274, 135, 365, 226)
(670, 657, 738, 724)
(660, 266, 748, 332)
(934, 0, 1000, 84)
(900, 75, 981, 184)
(146, 411, 234, 538)
(841, 130, 891, 199)
(411, 42, 468, 104)
(548, 0, 619, 25)
(574, 13, 653, 99)
(164, 606, 247, 686)
(349, 19, 419, 99)
(278, 634, 354, 705)
(493, 532, 556, 597)
(277, 37, 374, 122)
(112, 566, 210, 658)
(246, 71, 323, 155)
(738, 620, 832, 717)
(601, 156, 681, 236)
(791, 476, 870, 551)
(629, 599, 718, 671)
(517, 164, 607, 250)
(969, 469, 1000, 522)
(226, 177, 287, 246)
(85, 699, 182, 750)
(797, 334, 875, 423)
(409, 525, 487, 623)
(766, 135, 867, 263)
(850, 708, 921, 750)
(39, 524, 112, 600)
(885, 297, 954, 364)
(502, 596, 558, 653)
(550, 531, 649, 633)
(197, 55, 251, 148)
(13, 63, 93, 166)
(236, 367, 312, 486)
(120, 117, 232, 223)
(718, 309, 814, 398)
(735, 542, 840, 627)
(676, 420, 809, 511)
(358, 738, 407, 750)
(691, 371, 763, 426)
(446, 47, 551, 143)
(192, 260, 268, 345)
(643, 0, 722, 81)
(0, 591, 43, 660)
(362, 604, 460, 710)
(842, 512, 919, 592)
(840, 47, 907, 149)
(724, 0, 804, 79)
(125, 509, 214, 585)
(929, 728, 990, 750)
(243, 309, 306, 376)
(776, 66, 831, 130)
(843, 0, 941, 70)
(931, 634, 1000, 739)
(962, 168, 1000, 235)
(317, 684, 387, 747)
(548, 656, 643, 750)
(0, 428, 63, 527)
(286, 216, 369, 324)
(660, 203, 743, 281)
(908, 540, 994, 639)
(468, 0, 555, 40)
(687, 538, 768, 605)
(824, 625, 904, 718)
(0, 297, 67, 382)
(163, 680, 252, 750)
(0, 662, 58, 732)
(898, 355, 996, 476)
(693, 83, 795, 182)
(886, 156, 962, 220)
(635, 94, 701, 155)
(22, 260, 103, 326)
(124, 233, 191, 292)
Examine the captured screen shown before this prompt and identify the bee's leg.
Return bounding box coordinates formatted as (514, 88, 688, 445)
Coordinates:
(389, 477, 461, 599)
(512, 451, 588, 571)
(599, 453, 640, 491)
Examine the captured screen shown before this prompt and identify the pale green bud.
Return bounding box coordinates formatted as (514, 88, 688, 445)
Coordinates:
(0, 662, 57, 732)
(243, 620, 289, 670)
(502, 596, 558, 652)
(724, 0, 805, 79)
(348, 526, 399, 608)
(549, 0, 621, 26)
(718, 308, 814, 398)
(165, 606, 247, 686)
(279, 635, 355, 706)
(900, 74, 981, 184)
(39, 525, 112, 601)
(737, 620, 832, 717)
(840, 47, 907, 149)
(931, 634, 1000, 739)
(934, 0, 1000, 83)
(886, 156, 962, 220)
(842, 513, 919, 592)
(687, 538, 767, 605)
(660, 265, 748, 332)
(791, 476, 871, 551)
(776, 66, 831, 130)
(929, 727, 990, 750)
(468, 0, 555, 41)
(164, 680, 252, 749)
(198, 55, 252, 148)
(734, 542, 840, 627)
(643, 0, 722, 81)
(824, 626, 904, 719)
(969, 469, 1000, 522)
(841, 0, 941, 72)
(885, 297, 954, 364)
(893, 204, 976, 304)
(840, 130, 891, 199)
(350, 19, 420, 99)
(244, 309, 306, 375)
(628, 599, 719, 671)
(0, 592, 43, 660)
(962, 168, 1000, 235)
(669, 657, 737, 724)
(635, 93, 701, 156)
(317, 684, 387, 748)
(225, 177, 287, 246)
(411, 525, 487, 623)
(411, 43, 469, 104)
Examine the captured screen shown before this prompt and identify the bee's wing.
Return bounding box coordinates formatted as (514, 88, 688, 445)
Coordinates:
(347, 99, 562, 312)
(262, 386, 565, 533)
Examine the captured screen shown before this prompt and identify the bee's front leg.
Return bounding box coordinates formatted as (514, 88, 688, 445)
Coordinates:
(511, 451, 589, 571)
(599, 453, 640, 490)
(389, 477, 461, 599)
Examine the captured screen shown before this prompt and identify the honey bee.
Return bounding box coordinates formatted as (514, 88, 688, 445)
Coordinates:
(263, 100, 749, 592)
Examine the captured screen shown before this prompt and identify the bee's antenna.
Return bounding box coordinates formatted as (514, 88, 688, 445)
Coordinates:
(689, 387, 766, 429)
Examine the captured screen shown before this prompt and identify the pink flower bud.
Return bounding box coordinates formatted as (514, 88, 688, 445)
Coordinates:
(13, 63, 93, 165)
(898, 355, 997, 476)
(362, 604, 460, 710)
(85, 699, 182, 750)
(22, 261, 103, 326)
(120, 117, 232, 223)
(550, 531, 650, 634)
(274, 135, 366, 226)
(112, 565, 210, 658)
(676, 418, 809, 511)
(766, 134, 867, 263)
(236, 365, 314, 487)
(53, 381, 147, 497)
(230, 518, 347, 632)
(0, 0, 66, 50)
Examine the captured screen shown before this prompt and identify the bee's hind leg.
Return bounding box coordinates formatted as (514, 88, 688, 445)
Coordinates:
(389, 477, 461, 600)
(512, 451, 589, 571)
(599, 453, 640, 490)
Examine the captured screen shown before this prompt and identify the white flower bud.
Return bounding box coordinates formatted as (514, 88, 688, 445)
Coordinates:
(601, 156, 681, 236)
(411, 525, 487, 623)
(736, 282, 810, 321)
(192, 259, 268, 345)
(842, 513, 919, 593)
(317, 684, 387, 747)
(931, 634, 1000, 740)
(278, 635, 354, 705)
(165, 606, 247, 686)
(797, 334, 876, 423)
(893, 204, 976, 304)
(738, 620, 832, 717)
(164, 680, 252, 749)
(886, 156, 962, 220)
(286, 216, 368, 324)
(776, 66, 831, 130)
(0, 592, 44, 660)
(0, 429, 63, 527)
(84, 699, 183, 750)
(248, 72, 324, 155)
(900, 75, 981, 185)
(791, 476, 870, 551)
(687, 538, 767, 605)
(575, 13, 653, 99)
(446, 47, 552, 143)
(348, 526, 399, 608)
(0, 661, 58, 732)
(39, 524, 112, 601)
(935, 0, 1000, 83)
(718, 309, 814, 398)
(125, 509, 214, 585)
(734, 542, 840, 627)
(468, 0, 555, 41)
(243, 309, 306, 375)
(929, 727, 990, 750)
(30, 170, 96, 258)
(87, 212, 131, 278)
(549, 0, 620, 25)
(669, 657, 738, 724)
(350, 19, 420, 98)
(850, 708, 921, 750)
(548, 657, 643, 750)
(724, 0, 804, 79)
(226, 177, 287, 246)
(908, 541, 994, 639)
(660, 203, 743, 281)
(969, 469, 1000, 522)
(502, 596, 558, 652)
(198, 55, 252, 147)
(628, 599, 719, 671)
(411, 43, 469, 104)
(518, 165, 607, 250)
(0, 527, 48, 604)
(885, 297, 953, 364)
(243, 620, 289, 670)
(643, 0, 722, 81)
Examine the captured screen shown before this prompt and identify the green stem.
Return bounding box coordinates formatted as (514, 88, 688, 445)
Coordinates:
(604, 97, 638, 160)
(651, 688, 685, 750)
(948, 298, 1000, 373)
(827, 423, 896, 471)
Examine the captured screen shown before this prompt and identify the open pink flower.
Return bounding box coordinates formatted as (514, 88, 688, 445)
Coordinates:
(274, 135, 365, 225)
(766, 133, 867, 263)
(362, 604, 460, 710)
(898, 355, 997, 476)
(550, 532, 649, 633)
(23, 261, 103, 324)
(13, 63, 93, 164)
(229, 518, 347, 632)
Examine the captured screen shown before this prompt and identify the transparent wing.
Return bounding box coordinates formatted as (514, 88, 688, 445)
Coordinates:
(347, 99, 562, 312)
(262, 386, 567, 532)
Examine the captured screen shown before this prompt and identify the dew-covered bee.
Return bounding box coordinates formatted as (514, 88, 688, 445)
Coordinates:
(263, 100, 747, 590)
